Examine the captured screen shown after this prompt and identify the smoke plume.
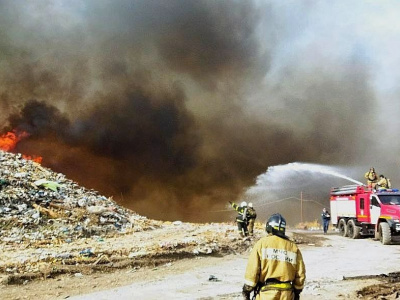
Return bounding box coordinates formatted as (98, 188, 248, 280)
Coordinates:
(1, 1, 400, 222)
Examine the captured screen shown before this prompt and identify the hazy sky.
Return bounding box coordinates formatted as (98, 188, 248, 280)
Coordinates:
(1, 1, 400, 221)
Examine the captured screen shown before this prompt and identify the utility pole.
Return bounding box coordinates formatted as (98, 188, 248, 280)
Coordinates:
(300, 191, 303, 223)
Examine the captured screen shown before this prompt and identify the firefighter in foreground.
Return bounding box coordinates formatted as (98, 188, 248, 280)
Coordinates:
(229, 201, 249, 237)
(247, 203, 257, 236)
(242, 213, 306, 300)
(364, 167, 378, 189)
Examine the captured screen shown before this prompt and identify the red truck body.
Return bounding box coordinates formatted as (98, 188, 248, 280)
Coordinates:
(330, 184, 400, 244)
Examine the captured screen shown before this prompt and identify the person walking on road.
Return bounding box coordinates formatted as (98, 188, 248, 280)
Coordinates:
(229, 201, 249, 238)
(321, 208, 331, 235)
(247, 203, 257, 236)
(242, 213, 306, 300)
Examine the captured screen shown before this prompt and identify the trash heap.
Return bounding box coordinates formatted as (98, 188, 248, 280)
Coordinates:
(0, 150, 155, 244)
(0, 150, 252, 288)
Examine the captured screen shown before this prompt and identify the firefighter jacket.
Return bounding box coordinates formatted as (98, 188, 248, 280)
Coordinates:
(247, 207, 257, 220)
(365, 171, 378, 183)
(231, 202, 248, 223)
(244, 234, 306, 292)
(377, 177, 390, 189)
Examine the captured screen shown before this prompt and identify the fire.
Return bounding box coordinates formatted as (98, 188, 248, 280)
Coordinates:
(0, 131, 23, 151)
(22, 154, 43, 163)
(0, 130, 43, 163)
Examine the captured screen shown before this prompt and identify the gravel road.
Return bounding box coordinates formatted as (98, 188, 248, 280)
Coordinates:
(69, 231, 400, 300)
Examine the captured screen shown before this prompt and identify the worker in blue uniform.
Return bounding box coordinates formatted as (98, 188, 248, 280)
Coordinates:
(321, 208, 331, 235)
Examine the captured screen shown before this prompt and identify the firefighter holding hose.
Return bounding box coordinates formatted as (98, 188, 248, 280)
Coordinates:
(229, 201, 249, 238)
(242, 213, 306, 300)
(365, 167, 378, 189)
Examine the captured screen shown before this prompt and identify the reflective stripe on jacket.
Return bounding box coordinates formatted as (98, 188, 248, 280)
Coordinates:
(231, 203, 248, 223)
(244, 234, 306, 291)
(261, 281, 292, 291)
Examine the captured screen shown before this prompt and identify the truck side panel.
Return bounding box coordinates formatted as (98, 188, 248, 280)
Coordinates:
(330, 196, 356, 225)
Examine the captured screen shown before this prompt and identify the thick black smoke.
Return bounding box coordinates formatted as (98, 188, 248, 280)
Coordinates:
(1, 1, 398, 222)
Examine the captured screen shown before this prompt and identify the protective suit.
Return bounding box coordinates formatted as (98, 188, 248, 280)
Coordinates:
(243, 214, 306, 300)
(230, 201, 249, 237)
(377, 175, 390, 190)
(247, 203, 257, 236)
(365, 168, 378, 188)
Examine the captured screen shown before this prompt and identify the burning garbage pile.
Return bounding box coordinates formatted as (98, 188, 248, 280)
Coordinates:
(0, 130, 42, 163)
(0, 149, 249, 287)
(0, 150, 155, 244)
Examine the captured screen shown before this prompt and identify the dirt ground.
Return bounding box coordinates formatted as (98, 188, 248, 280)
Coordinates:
(3, 225, 400, 300)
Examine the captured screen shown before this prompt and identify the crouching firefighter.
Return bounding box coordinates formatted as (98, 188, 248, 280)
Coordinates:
(242, 213, 306, 300)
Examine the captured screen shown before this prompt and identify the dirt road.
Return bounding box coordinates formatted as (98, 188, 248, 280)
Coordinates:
(66, 231, 400, 300)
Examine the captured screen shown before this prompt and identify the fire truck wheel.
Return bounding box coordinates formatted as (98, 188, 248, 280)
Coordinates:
(379, 222, 391, 245)
(347, 219, 361, 239)
(338, 219, 348, 237)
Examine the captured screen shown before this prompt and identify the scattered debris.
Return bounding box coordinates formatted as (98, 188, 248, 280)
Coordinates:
(209, 275, 221, 282)
(0, 150, 252, 286)
(0, 150, 152, 245)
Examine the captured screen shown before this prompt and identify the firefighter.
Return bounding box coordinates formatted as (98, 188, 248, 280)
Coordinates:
(242, 213, 306, 300)
(365, 167, 378, 189)
(377, 174, 391, 190)
(321, 208, 331, 235)
(229, 201, 249, 237)
(247, 203, 257, 236)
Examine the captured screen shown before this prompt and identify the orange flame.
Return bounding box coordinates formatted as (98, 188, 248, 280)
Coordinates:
(22, 154, 43, 163)
(0, 130, 43, 163)
(0, 131, 21, 151)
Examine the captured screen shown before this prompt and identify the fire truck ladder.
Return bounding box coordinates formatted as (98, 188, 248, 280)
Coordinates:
(330, 184, 364, 195)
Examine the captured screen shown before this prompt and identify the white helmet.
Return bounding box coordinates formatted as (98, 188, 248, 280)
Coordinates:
(241, 201, 247, 207)
(248, 202, 253, 208)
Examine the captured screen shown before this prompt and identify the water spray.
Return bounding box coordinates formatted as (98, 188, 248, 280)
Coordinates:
(242, 162, 364, 224)
(247, 162, 363, 194)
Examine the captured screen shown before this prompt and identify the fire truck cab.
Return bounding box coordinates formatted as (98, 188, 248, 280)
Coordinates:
(330, 184, 400, 244)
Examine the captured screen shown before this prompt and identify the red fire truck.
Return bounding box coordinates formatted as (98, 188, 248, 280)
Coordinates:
(330, 184, 400, 244)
